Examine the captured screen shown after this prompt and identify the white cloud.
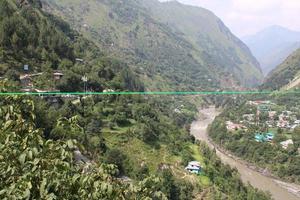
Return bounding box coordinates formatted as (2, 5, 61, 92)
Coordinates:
(159, 0, 300, 37)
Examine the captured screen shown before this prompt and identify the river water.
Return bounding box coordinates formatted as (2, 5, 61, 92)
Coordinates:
(191, 106, 300, 200)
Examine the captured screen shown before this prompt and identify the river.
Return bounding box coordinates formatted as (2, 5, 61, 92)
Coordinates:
(191, 106, 300, 200)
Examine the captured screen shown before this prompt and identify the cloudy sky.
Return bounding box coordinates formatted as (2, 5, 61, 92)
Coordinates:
(160, 0, 300, 37)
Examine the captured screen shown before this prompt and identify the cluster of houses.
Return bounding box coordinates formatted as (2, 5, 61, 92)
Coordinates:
(254, 132, 300, 152)
(224, 100, 300, 151)
(185, 161, 202, 175)
(20, 58, 85, 92)
(20, 71, 64, 92)
(265, 110, 299, 129)
(277, 112, 299, 129)
(242, 100, 300, 130)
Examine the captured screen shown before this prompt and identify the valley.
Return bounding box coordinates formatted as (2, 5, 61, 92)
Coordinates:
(191, 106, 300, 200)
(0, 0, 300, 199)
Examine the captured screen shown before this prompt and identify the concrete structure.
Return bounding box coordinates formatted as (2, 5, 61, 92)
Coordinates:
(226, 121, 246, 131)
(280, 139, 294, 150)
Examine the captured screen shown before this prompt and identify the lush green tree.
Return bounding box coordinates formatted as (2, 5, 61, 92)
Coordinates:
(0, 93, 167, 199)
(104, 149, 128, 175)
(293, 127, 300, 148)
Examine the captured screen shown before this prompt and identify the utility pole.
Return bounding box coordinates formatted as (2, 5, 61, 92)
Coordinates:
(81, 75, 88, 147)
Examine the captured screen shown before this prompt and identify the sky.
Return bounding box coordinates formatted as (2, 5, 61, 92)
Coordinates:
(159, 0, 300, 37)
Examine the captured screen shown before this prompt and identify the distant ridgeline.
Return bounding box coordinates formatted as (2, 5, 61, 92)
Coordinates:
(41, 0, 263, 91)
(262, 48, 300, 90)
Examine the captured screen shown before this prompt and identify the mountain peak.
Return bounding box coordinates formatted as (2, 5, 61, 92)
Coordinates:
(268, 25, 289, 30)
(242, 25, 300, 75)
(261, 25, 300, 35)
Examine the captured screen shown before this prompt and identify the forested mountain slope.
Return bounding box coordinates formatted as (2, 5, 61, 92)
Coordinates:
(0, 0, 144, 92)
(0, 0, 272, 199)
(42, 0, 263, 89)
(143, 0, 262, 86)
(262, 48, 300, 90)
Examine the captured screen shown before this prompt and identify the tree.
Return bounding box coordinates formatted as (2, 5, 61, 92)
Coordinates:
(0, 1, 13, 20)
(0, 86, 167, 199)
(292, 127, 300, 148)
(104, 149, 127, 175)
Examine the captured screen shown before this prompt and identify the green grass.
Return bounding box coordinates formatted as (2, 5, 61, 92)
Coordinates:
(102, 124, 181, 173)
(190, 144, 205, 166)
(199, 176, 211, 186)
(190, 144, 212, 186)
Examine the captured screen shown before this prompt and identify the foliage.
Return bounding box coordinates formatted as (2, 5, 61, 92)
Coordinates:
(198, 142, 271, 200)
(0, 94, 168, 199)
(42, 0, 264, 90)
(209, 94, 300, 183)
(0, 1, 276, 199)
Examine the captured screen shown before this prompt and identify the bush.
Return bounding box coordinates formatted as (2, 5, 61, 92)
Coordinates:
(104, 149, 127, 175)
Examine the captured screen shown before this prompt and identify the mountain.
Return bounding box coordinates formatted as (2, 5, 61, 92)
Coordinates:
(41, 0, 263, 89)
(0, 0, 145, 92)
(143, 0, 262, 86)
(262, 48, 300, 90)
(0, 1, 272, 199)
(242, 25, 300, 75)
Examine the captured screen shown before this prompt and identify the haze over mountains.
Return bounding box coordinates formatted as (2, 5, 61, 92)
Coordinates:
(42, 0, 263, 89)
(243, 25, 300, 76)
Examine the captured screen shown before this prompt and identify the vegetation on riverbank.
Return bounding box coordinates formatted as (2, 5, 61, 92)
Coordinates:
(209, 93, 300, 183)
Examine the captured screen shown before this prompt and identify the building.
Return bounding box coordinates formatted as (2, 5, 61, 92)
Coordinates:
(24, 64, 29, 71)
(20, 74, 33, 88)
(265, 132, 274, 141)
(255, 132, 274, 142)
(53, 71, 64, 80)
(255, 134, 265, 142)
(185, 161, 202, 175)
(247, 100, 272, 106)
(268, 111, 277, 120)
(103, 89, 115, 93)
(226, 121, 246, 131)
(174, 108, 181, 113)
(277, 120, 289, 128)
(243, 114, 255, 121)
(280, 139, 294, 149)
(76, 58, 84, 62)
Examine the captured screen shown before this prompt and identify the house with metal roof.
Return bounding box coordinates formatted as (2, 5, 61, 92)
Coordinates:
(185, 161, 202, 175)
(255, 132, 274, 142)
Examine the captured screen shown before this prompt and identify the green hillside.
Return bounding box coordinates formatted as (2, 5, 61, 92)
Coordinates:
(0, 0, 271, 199)
(143, 0, 263, 86)
(262, 48, 300, 90)
(41, 0, 263, 89)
